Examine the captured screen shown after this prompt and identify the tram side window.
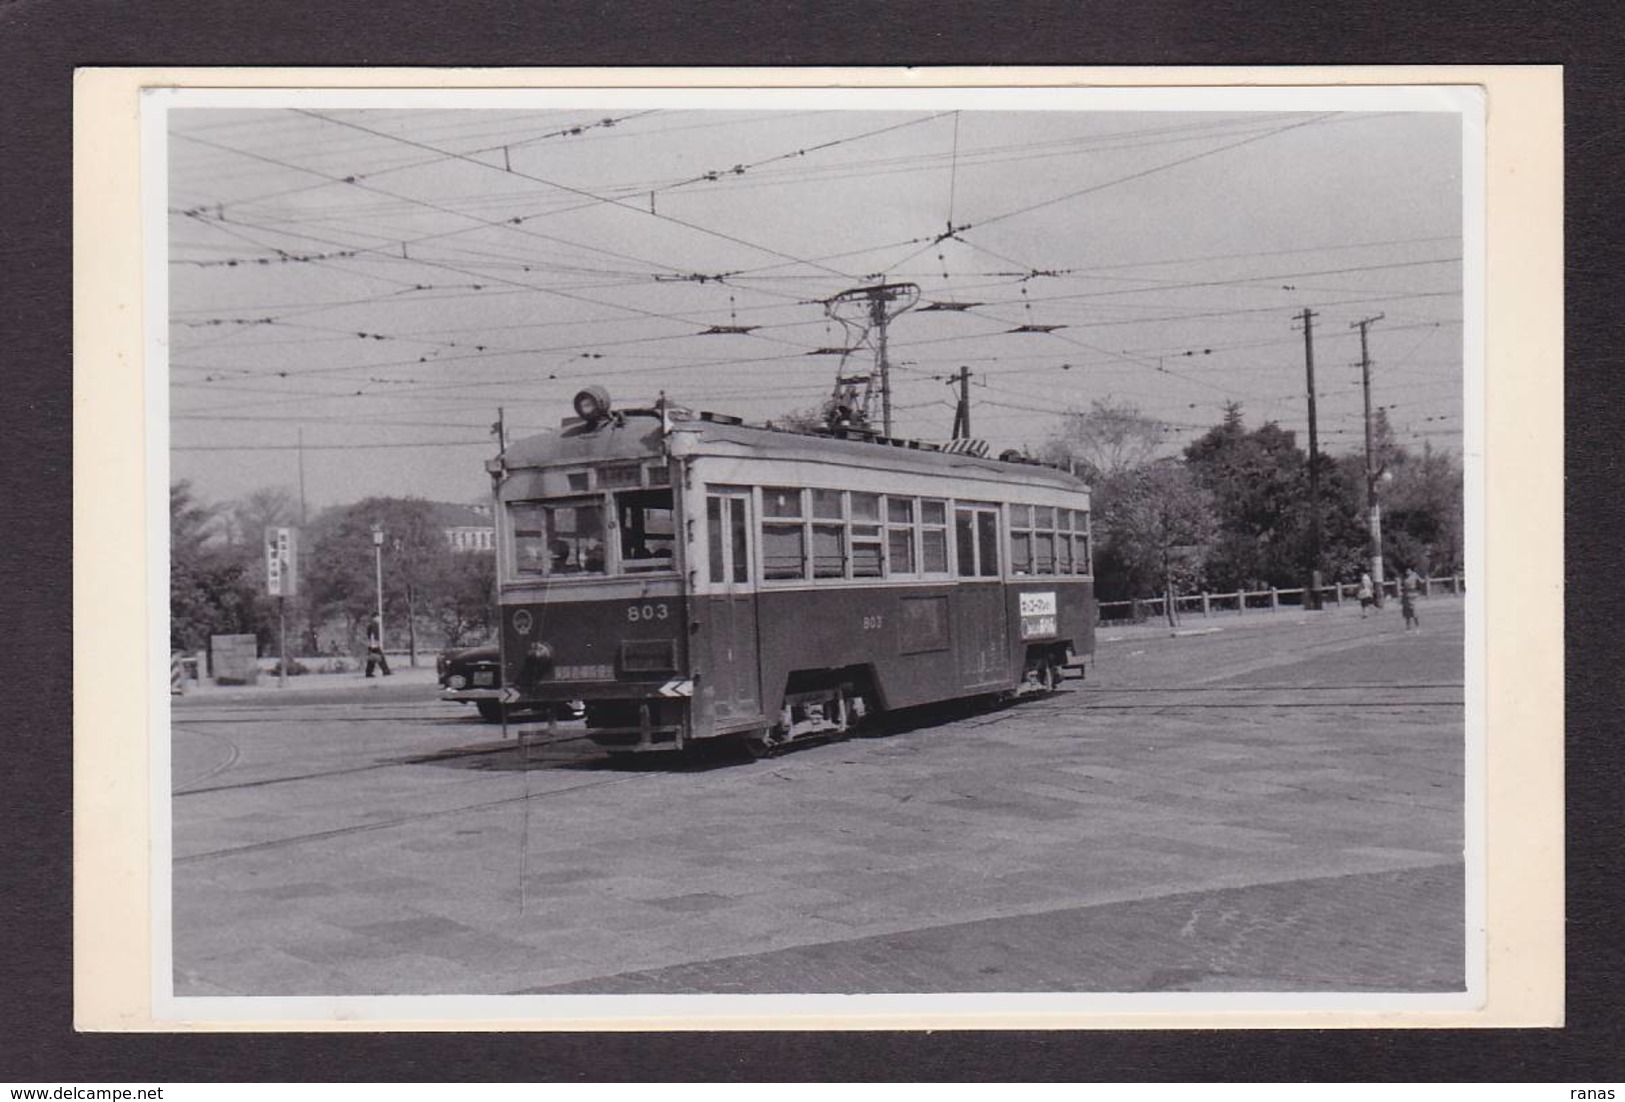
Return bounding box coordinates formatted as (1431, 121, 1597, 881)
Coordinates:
(920, 499, 949, 574)
(1033, 506, 1056, 574)
(886, 496, 915, 575)
(812, 523, 846, 578)
(762, 486, 807, 580)
(1009, 504, 1033, 575)
(977, 510, 1000, 576)
(509, 500, 606, 576)
(707, 495, 751, 584)
(1012, 504, 1065, 575)
(851, 492, 883, 578)
(809, 488, 847, 579)
(956, 504, 1001, 578)
(955, 510, 977, 578)
(616, 488, 675, 571)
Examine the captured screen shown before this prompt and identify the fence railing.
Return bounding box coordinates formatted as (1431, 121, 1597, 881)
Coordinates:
(1097, 575, 1465, 624)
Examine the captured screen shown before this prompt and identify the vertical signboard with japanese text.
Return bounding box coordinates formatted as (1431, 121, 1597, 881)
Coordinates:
(265, 526, 299, 597)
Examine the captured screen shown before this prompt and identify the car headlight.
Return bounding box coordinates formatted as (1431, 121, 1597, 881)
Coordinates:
(447, 674, 467, 689)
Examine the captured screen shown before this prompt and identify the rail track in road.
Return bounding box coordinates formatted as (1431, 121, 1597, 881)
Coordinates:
(172, 763, 662, 867)
(171, 720, 606, 797)
(1069, 681, 1464, 712)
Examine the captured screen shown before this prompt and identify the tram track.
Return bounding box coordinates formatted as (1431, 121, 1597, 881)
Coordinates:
(174, 763, 666, 866)
(173, 727, 598, 796)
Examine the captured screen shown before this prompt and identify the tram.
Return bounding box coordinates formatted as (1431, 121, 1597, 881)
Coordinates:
(487, 387, 1095, 754)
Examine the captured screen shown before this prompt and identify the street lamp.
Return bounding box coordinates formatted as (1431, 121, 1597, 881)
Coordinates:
(370, 523, 385, 653)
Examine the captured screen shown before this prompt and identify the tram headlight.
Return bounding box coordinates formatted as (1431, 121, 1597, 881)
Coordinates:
(573, 385, 612, 423)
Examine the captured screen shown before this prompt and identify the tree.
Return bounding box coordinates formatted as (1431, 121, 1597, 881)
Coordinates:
(1095, 460, 1215, 623)
(1183, 408, 1313, 590)
(427, 548, 498, 648)
(1381, 441, 1464, 577)
(169, 480, 271, 652)
(1041, 398, 1165, 483)
(770, 403, 837, 434)
(225, 486, 298, 548)
(304, 497, 455, 660)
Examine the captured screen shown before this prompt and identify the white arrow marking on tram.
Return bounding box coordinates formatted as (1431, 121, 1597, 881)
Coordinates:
(500, 687, 522, 704)
(658, 678, 693, 698)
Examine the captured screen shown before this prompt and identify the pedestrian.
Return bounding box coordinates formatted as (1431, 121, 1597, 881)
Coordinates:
(1401, 569, 1421, 632)
(1357, 571, 1375, 618)
(365, 613, 392, 678)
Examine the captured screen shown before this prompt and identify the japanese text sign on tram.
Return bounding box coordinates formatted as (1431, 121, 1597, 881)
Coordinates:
(1018, 590, 1058, 640)
(264, 526, 299, 598)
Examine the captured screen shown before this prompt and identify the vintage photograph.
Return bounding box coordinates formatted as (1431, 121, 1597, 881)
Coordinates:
(158, 87, 1475, 1012)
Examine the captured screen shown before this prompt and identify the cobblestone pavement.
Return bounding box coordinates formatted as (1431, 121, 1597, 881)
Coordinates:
(527, 864, 1463, 994)
(170, 598, 1465, 997)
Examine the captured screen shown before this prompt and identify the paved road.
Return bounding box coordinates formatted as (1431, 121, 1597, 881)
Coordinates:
(171, 598, 1465, 997)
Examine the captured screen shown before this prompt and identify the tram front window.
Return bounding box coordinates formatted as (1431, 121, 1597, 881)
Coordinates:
(616, 488, 676, 570)
(510, 500, 607, 576)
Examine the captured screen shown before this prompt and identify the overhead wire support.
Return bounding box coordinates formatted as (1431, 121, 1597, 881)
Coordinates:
(823, 282, 920, 436)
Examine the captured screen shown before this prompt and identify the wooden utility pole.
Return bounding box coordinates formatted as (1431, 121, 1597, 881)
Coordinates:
(1353, 314, 1386, 605)
(869, 290, 895, 436)
(949, 366, 972, 440)
(1298, 308, 1323, 609)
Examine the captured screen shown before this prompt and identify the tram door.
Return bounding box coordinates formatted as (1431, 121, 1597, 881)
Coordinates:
(954, 503, 1011, 688)
(704, 489, 763, 723)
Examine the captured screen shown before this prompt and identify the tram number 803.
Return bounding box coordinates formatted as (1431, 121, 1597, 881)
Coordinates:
(627, 603, 671, 622)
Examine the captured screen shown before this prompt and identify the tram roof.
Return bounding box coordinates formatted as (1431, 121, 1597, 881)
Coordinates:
(502, 413, 1088, 493)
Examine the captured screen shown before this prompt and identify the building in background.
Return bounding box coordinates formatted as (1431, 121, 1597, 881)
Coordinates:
(430, 502, 495, 553)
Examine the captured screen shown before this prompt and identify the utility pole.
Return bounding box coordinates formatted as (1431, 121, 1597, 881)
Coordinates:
(824, 282, 919, 436)
(949, 366, 972, 440)
(1353, 314, 1386, 605)
(1297, 307, 1323, 609)
(870, 290, 895, 437)
(297, 427, 308, 526)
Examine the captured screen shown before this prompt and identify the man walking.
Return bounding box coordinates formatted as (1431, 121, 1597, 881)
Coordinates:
(365, 613, 392, 677)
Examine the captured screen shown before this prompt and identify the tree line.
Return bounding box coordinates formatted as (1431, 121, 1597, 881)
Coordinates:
(169, 484, 496, 657)
(1040, 400, 1463, 606)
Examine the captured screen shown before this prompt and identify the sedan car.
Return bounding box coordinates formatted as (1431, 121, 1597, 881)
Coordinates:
(437, 643, 582, 722)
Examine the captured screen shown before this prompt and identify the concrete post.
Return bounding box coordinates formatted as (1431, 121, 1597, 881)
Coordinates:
(1269, 587, 1279, 611)
(1201, 592, 1211, 617)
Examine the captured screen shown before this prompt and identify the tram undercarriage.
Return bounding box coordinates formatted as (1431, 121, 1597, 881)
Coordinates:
(576, 643, 1082, 758)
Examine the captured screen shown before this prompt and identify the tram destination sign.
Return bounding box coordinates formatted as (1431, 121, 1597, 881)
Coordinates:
(264, 526, 299, 598)
(1018, 591, 1058, 640)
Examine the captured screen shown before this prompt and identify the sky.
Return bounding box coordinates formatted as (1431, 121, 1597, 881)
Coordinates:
(165, 95, 1465, 514)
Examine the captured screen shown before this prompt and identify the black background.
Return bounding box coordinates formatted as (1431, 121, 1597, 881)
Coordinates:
(2, 0, 1619, 1082)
